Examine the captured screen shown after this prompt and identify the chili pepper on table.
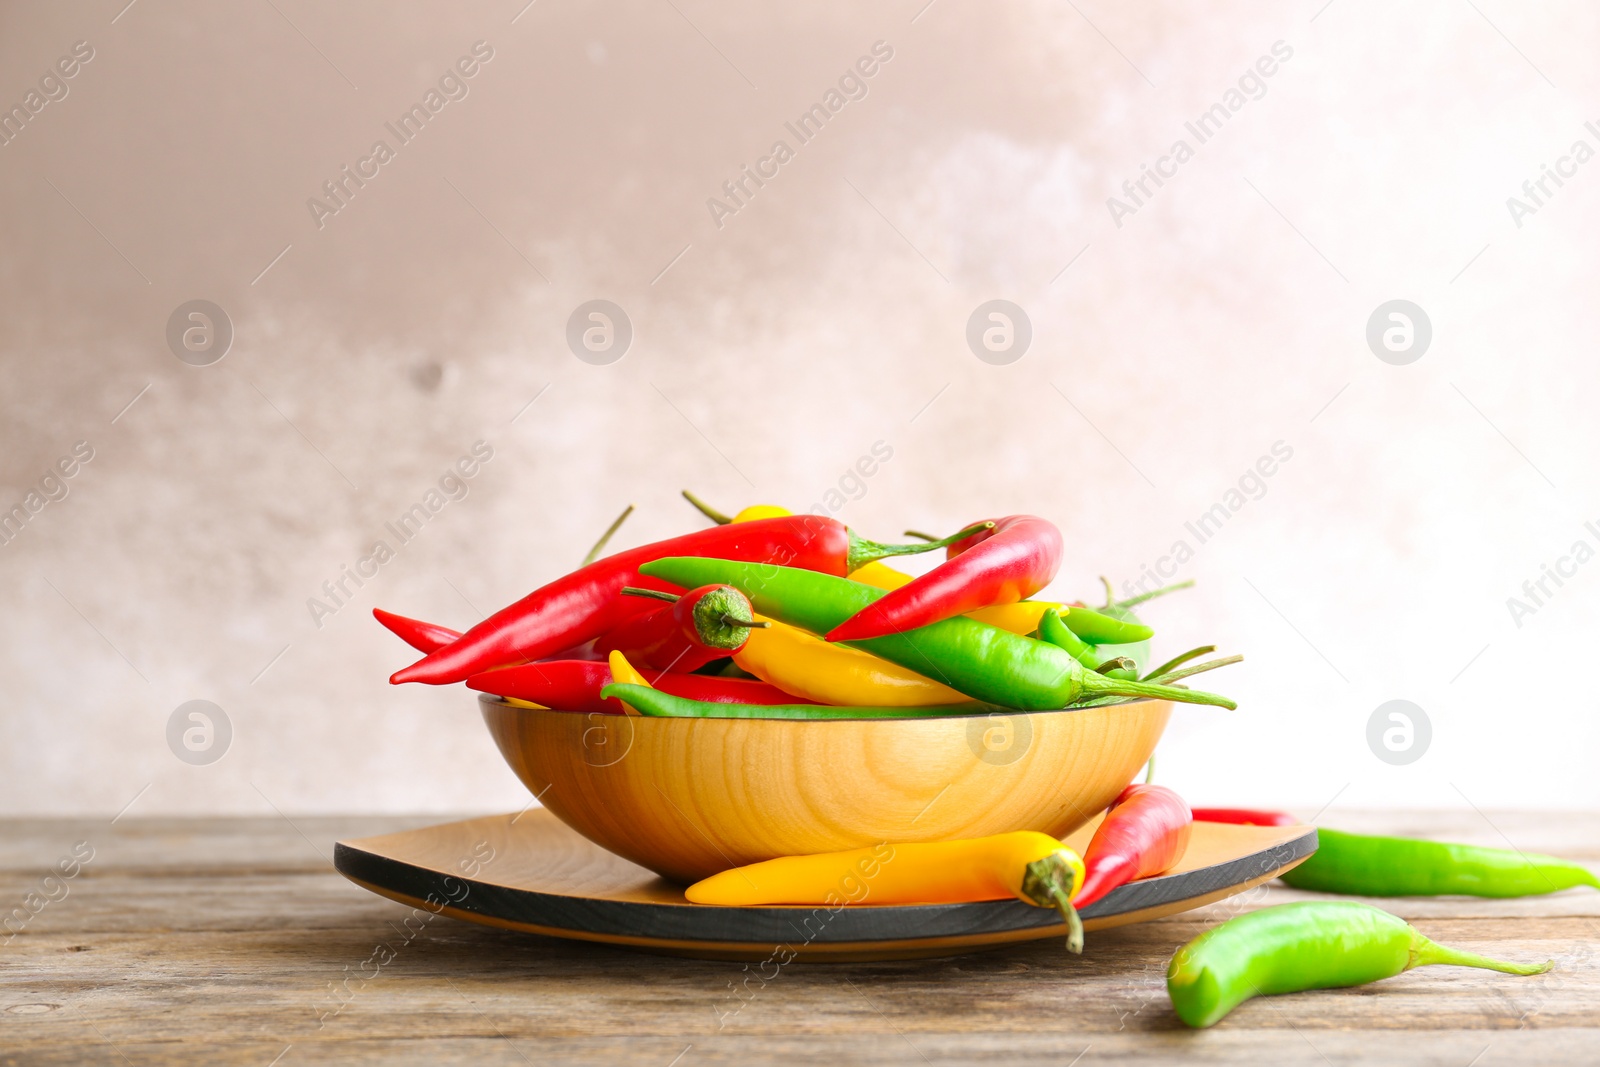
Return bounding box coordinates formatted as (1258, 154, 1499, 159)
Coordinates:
(1072, 784, 1193, 910)
(824, 516, 1064, 641)
(1279, 828, 1600, 897)
(1167, 901, 1552, 1028)
(637, 557, 1238, 710)
(387, 516, 984, 686)
(468, 660, 812, 714)
(683, 831, 1088, 952)
(1191, 808, 1299, 827)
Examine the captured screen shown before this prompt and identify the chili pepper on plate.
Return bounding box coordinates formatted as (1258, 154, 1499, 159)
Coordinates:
(1072, 784, 1193, 910)
(683, 831, 1088, 952)
(1279, 828, 1599, 897)
(1191, 808, 1299, 827)
(1166, 901, 1551, 1028)
(388, 516, 982, 686)
(468, 659, 811, 714)
(637, 558, 1238, 710)
(824, 515, 1064, 641)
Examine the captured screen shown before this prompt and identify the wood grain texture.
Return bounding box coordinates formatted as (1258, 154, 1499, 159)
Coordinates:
(481, 695, 1172, 882)
(3, 813, 1598, 1067)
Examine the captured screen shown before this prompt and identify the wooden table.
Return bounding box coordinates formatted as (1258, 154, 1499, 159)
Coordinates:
(3, 812, 1597, 1066)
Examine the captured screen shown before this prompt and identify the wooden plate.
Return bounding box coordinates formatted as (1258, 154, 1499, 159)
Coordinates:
(335, 811, 1316, 961)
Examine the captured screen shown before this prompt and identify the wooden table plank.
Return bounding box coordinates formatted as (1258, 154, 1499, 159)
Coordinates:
(2, 813, 1597, 1066)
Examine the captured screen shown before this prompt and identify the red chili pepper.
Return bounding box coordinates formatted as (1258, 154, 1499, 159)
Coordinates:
(1191, 807, 1298, 827)
(389, 516, 983, 686)
(590, 605, 717, 672)
(823, 515, 1063, 642)
(466, 660, 811, 714)
(373, 608, 461, 654)
(1072, 784, 1193, 910)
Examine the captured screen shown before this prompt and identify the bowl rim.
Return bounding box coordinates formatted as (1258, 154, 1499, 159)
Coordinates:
(475, 692, 1166, 723)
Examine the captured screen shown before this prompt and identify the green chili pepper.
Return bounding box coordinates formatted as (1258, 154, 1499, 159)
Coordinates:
(1058, 605, 1153, 645)
(1036, 607, 1103, 669)
(600, 683, 999, 720)
(1167, 901, 1551, 1028)
(636, 558, 1236, 711)
(1083, 603, 1149, 680)
(1280, 829, 1600, 898)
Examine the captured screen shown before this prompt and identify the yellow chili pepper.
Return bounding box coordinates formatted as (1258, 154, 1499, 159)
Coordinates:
(729, 504, 792, 523)
(726, 502, 914, 592)
(966, 600, 1061, 634)
(606, 650, 649, 715)
(733, 614, 967, 706)
(686, 831, 1089, 951)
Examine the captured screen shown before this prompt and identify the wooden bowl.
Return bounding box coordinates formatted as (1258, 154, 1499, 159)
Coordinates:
(480, 695, 1170, 884)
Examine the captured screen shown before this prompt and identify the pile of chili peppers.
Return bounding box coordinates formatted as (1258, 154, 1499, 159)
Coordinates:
(376, 496, 1584, 1027)
(379, 494, 1244, 715)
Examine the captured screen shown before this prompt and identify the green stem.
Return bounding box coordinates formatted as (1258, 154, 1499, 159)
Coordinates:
(721, 615, 769, 630)
(1020, 854, 1085, 955)
(1114, 579, 1196, 610)
(621, 586, 680, 603)
(1411, 935, 1552, 976)
(1144, 755, 1156, 784)
(1143, 645, 1214, 681)
(1080, 673, 1236, 710)
(681, 490, 733, 525)
(1150, 655, 1244, 685)
(848, 521, 994, 572)
(1050, 885, 1085, 955)
(582, 504, 634, 566)
(903, 529, 939, 542)
(1100, 576, 1114, 608)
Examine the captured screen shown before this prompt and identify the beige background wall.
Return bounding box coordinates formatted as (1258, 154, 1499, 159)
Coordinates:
(3, 1, 1597, 815)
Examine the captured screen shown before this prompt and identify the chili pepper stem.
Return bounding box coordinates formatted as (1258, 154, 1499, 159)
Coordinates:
(1411, 936, 1552, 976)
(1020, 854, 1085, 955)
(1143, 645, 1215, 681)
(1149, 655, 1245, 685)
(1114, 579, 1196, 610)
(621, 586, 681, 603)
(902, 529, 938, 542)
(582, 504, 635, 566)
(722, 615, 769, 629)
(1080, 673, 1237, 710)
(681, 490, 734, 525)
(846, 521, 996, 573)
